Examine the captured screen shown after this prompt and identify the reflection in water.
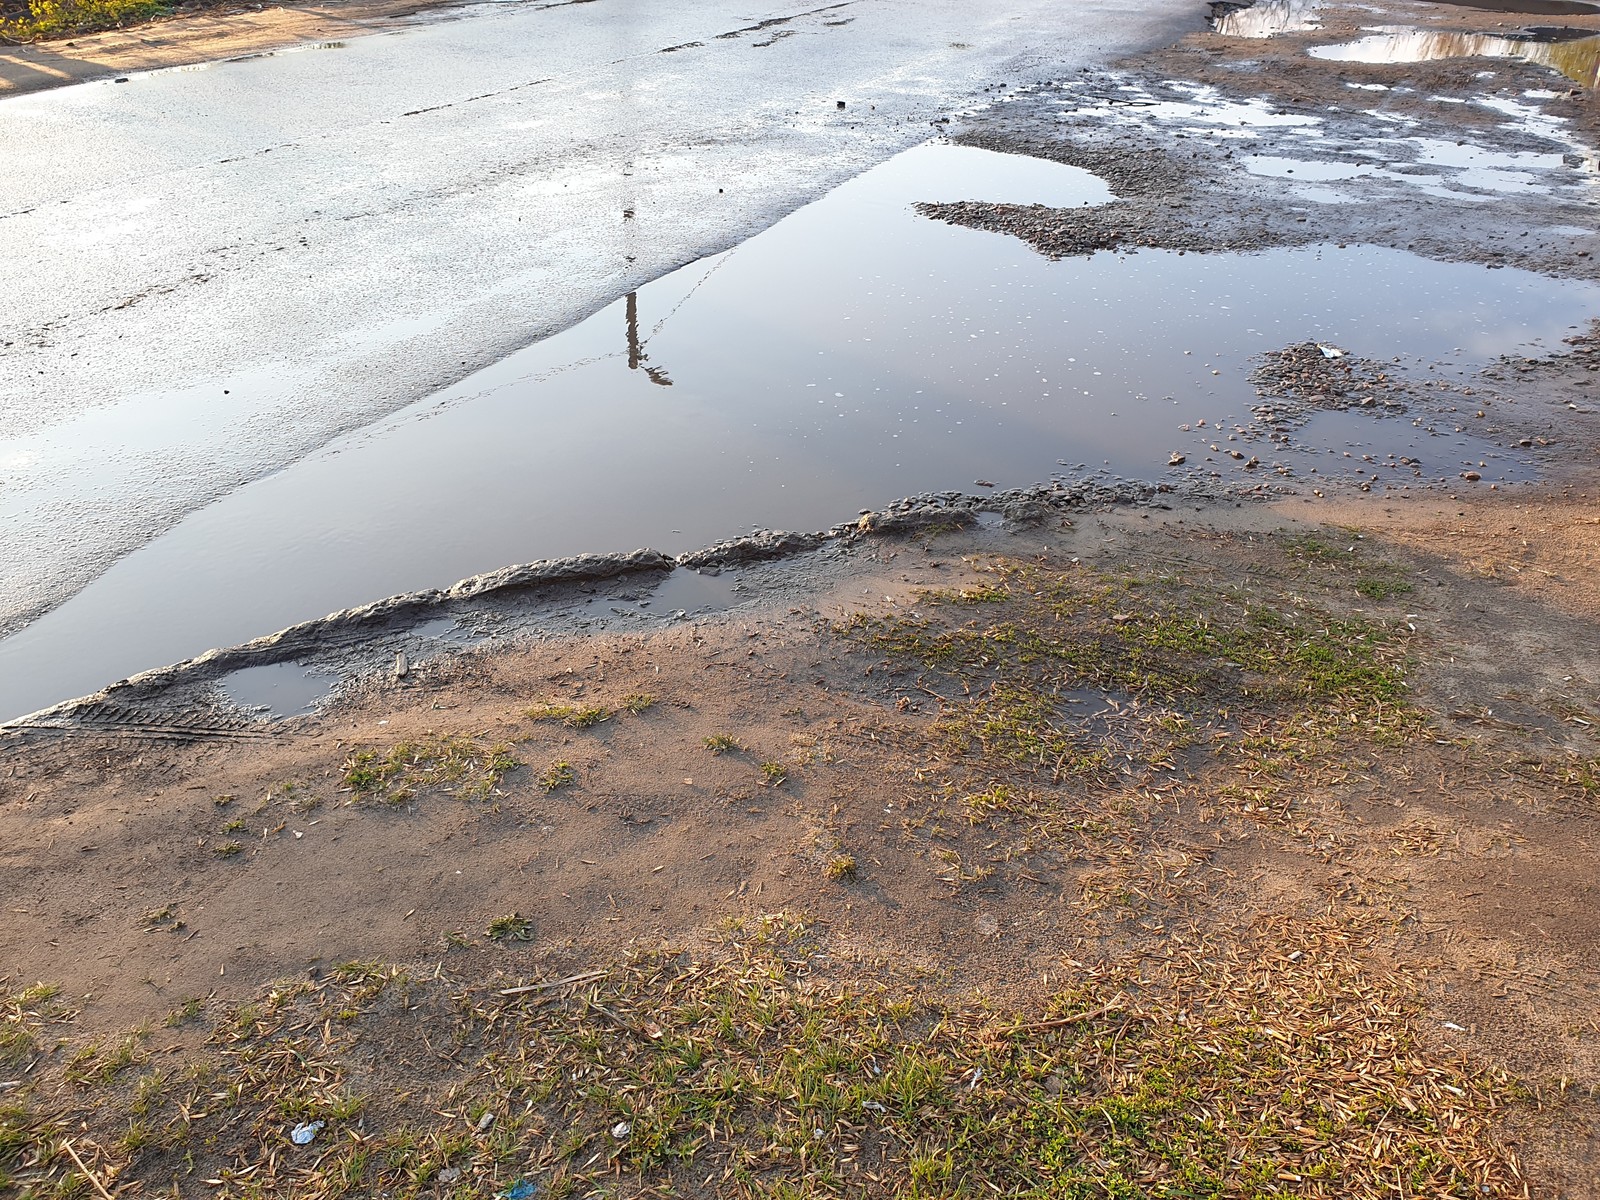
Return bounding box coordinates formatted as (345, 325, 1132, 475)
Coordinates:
(1311, 27, 1600, 88)
(625, 292, 673, 386)
(1430, 0, 1599, 14)
(1213, 0, 1322, 38)
(217, 662, 337, 717)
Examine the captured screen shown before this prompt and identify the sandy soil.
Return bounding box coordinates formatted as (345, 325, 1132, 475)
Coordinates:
(5, 1, 1600, 1195)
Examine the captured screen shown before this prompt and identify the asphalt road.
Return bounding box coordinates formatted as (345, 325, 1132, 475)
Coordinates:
(0, 0, 1197, 644)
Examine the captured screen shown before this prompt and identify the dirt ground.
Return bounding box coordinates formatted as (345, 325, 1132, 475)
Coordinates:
(4, 477, 1600, 1196)
(6, 0, 1600, 1196)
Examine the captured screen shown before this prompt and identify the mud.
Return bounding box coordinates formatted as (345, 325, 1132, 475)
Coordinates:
(1248, 341, 1415, 424)
(0, 482, 1177, 733)
(946, 0, 1600, 281)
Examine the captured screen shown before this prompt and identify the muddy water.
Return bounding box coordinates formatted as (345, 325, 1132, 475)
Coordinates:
(218, 663, 340, 718)
(1, 142, 1596, 721)
(1311, 27, 1600, 89)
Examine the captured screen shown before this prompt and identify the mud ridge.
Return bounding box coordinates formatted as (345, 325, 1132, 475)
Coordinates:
(0, 482, 1193, 735)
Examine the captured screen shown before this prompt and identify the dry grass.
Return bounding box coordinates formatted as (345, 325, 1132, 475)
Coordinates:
(0, 916, 1528, 1198)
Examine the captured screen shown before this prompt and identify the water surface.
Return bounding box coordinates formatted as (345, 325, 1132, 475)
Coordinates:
(1, 143, 1593, 721)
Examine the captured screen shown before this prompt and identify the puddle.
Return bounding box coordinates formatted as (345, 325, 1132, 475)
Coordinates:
(1243, 155, 1375, 180)
(217, 662, 339, 717)
(224, 40, 348, 63)
(1212, 0, 1323, 38)
(411, 615, 479, 645)
(1310, 27, 1600, 89)
(1060, 86, 1323, 135)
(1, 141, 1595, 723)
(1429, 0, 1599, 13)
(572, 568, 742, 626)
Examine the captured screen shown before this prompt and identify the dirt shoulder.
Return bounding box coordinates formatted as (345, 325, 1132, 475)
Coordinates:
(4, 484, 1599, 1196)
(0, 0, 464, 96)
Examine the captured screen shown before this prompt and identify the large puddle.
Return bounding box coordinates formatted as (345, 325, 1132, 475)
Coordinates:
(1, 142, 1596, 722)
(1429, 0, 1600, 14)
(1311, 27, 1600, 89)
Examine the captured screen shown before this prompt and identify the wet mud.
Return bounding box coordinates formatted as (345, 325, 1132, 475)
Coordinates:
(0, 480, 1169, 733)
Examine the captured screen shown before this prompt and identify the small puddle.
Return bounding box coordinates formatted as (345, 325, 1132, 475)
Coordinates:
(1062, 89, 1322, 134)
(1, 141, 1596, 722)
(1243, 155, 1374, 180)
(217, 662, 339, 718)
(1213, 0, 1323, 38)
(1310, 27, 1600, 89)
(411, 615, 479, 645)
(572, 568, 742, 626)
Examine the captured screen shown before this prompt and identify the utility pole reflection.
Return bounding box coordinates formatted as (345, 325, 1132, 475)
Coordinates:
(624, 291, 673, 386)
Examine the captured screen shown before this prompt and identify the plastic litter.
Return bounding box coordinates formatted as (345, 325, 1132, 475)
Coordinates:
(496, 1181, 536, 1200)
(1317, 343, 1347, 359)
(611, 1121, 632, 1139)
(290, 1120, 324, 1146)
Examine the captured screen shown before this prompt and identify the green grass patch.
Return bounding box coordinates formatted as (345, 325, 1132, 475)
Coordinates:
(486, 914, 535, 943)
(342, 735, 517, 803)
(1287, 532, 1414, 602)
(525, 702, 611, 728)
(823, 853, 857, 881)
(847, 557, 1411, 753)
(539, 760, 576, 792)
(1356, 574, 1415, 600)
